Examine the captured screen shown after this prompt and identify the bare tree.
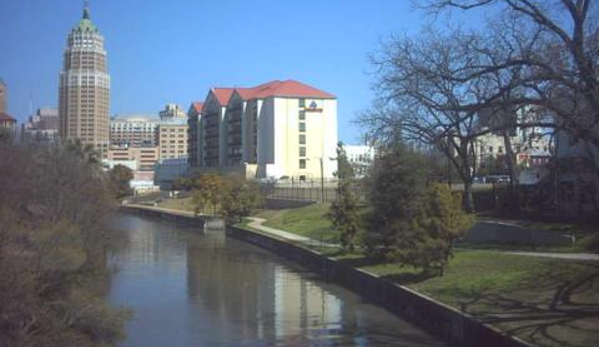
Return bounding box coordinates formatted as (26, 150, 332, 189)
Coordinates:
(362, 28, 527, 212)
(420, 0, 599, 167)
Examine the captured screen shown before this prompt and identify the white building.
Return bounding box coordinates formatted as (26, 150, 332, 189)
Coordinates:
(344, 144, 375, 177)
(194, 80, 338, 180)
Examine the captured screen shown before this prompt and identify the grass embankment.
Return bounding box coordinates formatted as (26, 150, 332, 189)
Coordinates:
(254, 203, 339, 243)
(250, 203, 599, 347)
(156, 197, 196, 212)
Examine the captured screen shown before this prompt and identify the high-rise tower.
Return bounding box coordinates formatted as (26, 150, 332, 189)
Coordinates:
(0, 79, 7, 114)
(59, 3, 110, 154)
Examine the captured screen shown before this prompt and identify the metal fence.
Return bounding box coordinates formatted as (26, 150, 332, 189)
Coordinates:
(258, 179, 367, 204)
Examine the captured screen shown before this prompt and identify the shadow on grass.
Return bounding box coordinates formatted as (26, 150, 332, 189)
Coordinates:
(453, 261, 599, 347)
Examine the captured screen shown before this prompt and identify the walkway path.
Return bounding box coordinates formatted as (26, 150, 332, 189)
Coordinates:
(246, 217, 339, 248)
(503, 251, 599, 261)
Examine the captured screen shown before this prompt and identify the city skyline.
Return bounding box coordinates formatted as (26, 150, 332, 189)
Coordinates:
(0, 0, 486, 144)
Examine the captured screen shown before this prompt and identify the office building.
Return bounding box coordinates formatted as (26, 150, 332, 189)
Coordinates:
(159, 104, 185, 120)
(159, 117, 188, 160)
(0, 79, 6, 114)
(110, 114, 159, 147)
(22, 108, 59, 143)
(58, 4, 110, 155)
(106, 146, 159, 171)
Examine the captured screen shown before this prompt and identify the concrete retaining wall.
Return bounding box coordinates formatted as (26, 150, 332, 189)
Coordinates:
(227, 225, 533, 347)
(119, 205, 208, 228)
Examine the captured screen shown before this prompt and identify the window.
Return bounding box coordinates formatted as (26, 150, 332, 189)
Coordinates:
(299, 146, 306, 157)
(299, 134, 306, 144)
(498, 146, 503, 153)
(299, 122, 306, 132)
(299, 98, 305, 108)
(489, 146, 493, 153)
(299, 159, 306, 169)
(299, 110, 305, 120)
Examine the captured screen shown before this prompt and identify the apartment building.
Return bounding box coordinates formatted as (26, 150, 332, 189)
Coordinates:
(187, 102, 203, 168)
(193, 80, 337, 180)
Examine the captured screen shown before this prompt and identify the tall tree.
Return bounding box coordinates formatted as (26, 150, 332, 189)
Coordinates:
(363, 142, 430, 260)
(328, 142, 360, 252)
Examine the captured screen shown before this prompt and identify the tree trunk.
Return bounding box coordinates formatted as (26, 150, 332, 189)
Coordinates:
(502, 131, 520, 212)
(463, 180, 475, 213)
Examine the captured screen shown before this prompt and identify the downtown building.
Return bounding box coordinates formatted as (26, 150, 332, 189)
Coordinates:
(110, 114, 159, 147)
(0, 79, 17, 139)
(188, 80, 337, 180)
(22, 107, 60, 143)
(58, 5, 110, 155)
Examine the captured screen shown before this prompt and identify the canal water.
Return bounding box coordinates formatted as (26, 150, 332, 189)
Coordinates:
(108, 213, 446, 346)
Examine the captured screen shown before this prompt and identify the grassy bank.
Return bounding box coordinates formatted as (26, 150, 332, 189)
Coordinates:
(356, 251, 599, 347)
(156, 197, 196, 212)
(249, 204, 599, 347)
(254, 203, 339, 243)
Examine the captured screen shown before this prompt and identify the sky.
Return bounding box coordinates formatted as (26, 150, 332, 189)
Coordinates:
(0, 0, 478, 143)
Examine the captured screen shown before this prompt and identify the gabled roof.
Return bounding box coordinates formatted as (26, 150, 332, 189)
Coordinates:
(232, 80, 335, 101)
(192, 102, 203, 113)
(201, 79, 335, 110)
(0, 113, 16, 122)
(256, 80, 335, 99)
(211, 88, 235, 106)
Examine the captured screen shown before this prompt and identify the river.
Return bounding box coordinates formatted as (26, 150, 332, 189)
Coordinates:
(108, 213, 446, 346)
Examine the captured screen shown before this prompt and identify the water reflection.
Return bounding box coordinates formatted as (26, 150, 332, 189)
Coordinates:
(109, 214, 445, 346)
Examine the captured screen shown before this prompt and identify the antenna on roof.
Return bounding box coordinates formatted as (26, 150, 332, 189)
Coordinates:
(83, 0, 90, 19)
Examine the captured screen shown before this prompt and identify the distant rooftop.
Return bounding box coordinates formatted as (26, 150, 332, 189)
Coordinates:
(112, 114, 159, 122)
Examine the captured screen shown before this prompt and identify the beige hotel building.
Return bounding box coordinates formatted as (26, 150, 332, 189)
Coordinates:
(190, 80, 337, 180)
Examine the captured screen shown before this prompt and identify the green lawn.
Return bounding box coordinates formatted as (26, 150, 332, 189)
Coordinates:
(156, 197, 196, 212)
(250, 204, 599, 346)
(355, 250, 599, 347)
(255, 203, 340, 243)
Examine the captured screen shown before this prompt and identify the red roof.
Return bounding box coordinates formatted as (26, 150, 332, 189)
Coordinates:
(257, 80, 335, 99)
(192, 102, 203, 113)
(212, 88, 235, 106)
(0, 113, 16, 123)
(208, 80, 335, 106)
(234, 80, 335, 100)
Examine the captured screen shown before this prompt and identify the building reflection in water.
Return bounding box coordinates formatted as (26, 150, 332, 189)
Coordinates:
(109, 214, 445, 346)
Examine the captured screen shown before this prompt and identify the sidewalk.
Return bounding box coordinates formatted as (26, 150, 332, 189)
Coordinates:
(502, 250, 599, 261)
(245, 217, 339, 248)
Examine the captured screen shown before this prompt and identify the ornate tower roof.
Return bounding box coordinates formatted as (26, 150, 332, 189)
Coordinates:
(75, 1, 98, 32)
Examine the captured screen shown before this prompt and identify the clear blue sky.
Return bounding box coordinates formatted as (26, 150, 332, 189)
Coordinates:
(0, 0, 471, 143)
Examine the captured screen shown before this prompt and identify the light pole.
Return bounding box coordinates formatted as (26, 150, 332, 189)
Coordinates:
(320, 157, 325, 204)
